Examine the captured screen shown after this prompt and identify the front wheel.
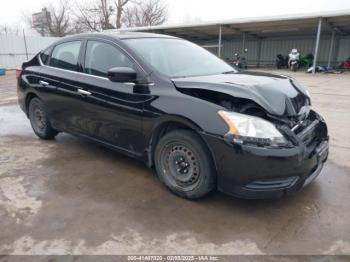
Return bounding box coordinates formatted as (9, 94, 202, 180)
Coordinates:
(28, 97, 58, 139)
(154, 130, 216, 199)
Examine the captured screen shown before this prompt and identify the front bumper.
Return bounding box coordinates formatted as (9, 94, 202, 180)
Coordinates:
(231, 140, 328, 199)
(201, 111, 329, 199)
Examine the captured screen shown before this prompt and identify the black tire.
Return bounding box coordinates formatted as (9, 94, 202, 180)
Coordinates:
(154, 130, 216, 199)
(28, 97, 58, 139)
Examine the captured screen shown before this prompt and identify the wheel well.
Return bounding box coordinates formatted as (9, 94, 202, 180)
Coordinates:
(25, 93, 39, 116)
(149, 122, 190, 166)
(148, 121, 216, 172)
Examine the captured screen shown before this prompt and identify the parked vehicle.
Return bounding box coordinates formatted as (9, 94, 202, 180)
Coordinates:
(307, 65, 331, 73)
(337, 57, 350, 69)
(231, 51, 248, 69)
(288, 48, 300, 71)
(300, 53, 314, 69)
(276, 54, 288, 69)
(277, 52, 313, 71)
(17, 32, 329, 199)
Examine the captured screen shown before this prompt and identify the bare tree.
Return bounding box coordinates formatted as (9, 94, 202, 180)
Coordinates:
(25, 0, 167, 36)
(123, 0, 167, 27)
(26, 0, 75, 37)
(76, 0, 115, 32)
(122, 7, 137, 27)
(0, 24, 21, 36)
(141, 0, 167, 26)
(47, 1, 74, 37)
(115, 0, 131, 28)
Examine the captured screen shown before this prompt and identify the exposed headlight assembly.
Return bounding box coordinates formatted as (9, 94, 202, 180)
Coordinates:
(218, 110, 287, 146)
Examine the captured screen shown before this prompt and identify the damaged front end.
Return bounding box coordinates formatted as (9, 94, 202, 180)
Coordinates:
(217, 109, 329, 199)
(172, 72, 329, 198)
(212, 107, 328, 198)
(172, 72, 328, 150)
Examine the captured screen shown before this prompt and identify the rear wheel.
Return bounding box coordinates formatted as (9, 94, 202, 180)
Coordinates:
(154, 130, 216, 199)
(28, 97, 58, 139)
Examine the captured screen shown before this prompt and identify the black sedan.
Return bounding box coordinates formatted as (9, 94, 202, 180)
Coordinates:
(17, 32, 329, 199)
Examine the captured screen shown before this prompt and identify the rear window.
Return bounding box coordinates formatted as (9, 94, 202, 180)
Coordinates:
(49, 41, 81, 71)
(40, 47, 52, 65)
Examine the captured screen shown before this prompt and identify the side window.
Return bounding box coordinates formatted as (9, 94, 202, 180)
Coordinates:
(49, 41, 81, 71)
(84, 41, 134, 77)
(40, 47, 52, 65)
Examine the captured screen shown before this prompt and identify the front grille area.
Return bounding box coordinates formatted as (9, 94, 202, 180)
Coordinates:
(244, 176, 299, 190)
(297, 120, 319, 146)
(291, 110, 327, 149)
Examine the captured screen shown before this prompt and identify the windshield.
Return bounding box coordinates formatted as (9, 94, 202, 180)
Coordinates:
(124, 38, 235, 78)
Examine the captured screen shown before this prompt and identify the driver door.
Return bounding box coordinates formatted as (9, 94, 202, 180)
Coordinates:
(75, 39, 149, 155)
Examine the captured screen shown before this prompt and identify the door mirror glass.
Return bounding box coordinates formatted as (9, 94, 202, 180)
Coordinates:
(107, 67, 137, 83)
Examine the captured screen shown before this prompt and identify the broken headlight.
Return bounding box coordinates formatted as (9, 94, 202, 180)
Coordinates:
(218, 110, 287, 146)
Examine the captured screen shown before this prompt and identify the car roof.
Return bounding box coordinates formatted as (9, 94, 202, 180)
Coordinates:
(62, 31, 177, 41)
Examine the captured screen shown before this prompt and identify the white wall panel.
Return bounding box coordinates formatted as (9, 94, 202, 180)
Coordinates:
(337, 37, 350, 61)
(196, 35, 349, 67)
(0, 35, 58, 69)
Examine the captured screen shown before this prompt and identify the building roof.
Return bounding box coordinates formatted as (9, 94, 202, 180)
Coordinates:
(106, 9, 350, 40)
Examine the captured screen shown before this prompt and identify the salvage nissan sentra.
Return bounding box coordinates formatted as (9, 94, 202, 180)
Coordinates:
(17, 32, 329, 199)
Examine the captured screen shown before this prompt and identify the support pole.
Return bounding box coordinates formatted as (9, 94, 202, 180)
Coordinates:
(23, 29, 29, 61)
(312, 17, 323, 74)
(333, 35, 341, 67)
(218, 25, 222, 57)
(257, 38, 262, 68)
(327, 30, 335, 68)
(241, 32, 246, 55)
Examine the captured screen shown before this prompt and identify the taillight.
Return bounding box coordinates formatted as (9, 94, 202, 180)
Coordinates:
(16, 67, 22, 80)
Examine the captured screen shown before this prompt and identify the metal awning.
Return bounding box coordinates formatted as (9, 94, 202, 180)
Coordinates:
(107, 10, 350, 73)
(110, 10, 350, 39)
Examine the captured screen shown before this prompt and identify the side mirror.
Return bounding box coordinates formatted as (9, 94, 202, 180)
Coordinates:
(107, 67, 137, 83)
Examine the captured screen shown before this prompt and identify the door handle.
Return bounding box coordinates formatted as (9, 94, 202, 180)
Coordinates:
(39, 80, 49, 86)
(77, 89, 92, 96)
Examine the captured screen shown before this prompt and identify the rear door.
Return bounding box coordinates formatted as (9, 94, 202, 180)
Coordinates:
(38, 40, 85, 132)
(35, 46, 60, 107)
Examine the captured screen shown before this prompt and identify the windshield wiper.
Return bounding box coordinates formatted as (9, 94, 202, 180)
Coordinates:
(222, 70, 236, 74)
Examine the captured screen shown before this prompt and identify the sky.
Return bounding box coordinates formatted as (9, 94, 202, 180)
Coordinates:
(1, 0, 350, 34)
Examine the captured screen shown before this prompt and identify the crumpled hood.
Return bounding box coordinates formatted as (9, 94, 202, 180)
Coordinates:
(172, 71, 310, 117)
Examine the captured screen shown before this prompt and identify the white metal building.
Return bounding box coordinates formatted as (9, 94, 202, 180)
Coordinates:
(0, 35, 58, 69)
(112, 10, 350, 73)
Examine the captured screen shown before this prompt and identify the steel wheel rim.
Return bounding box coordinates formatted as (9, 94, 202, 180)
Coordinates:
(160, 142, 201, 190)
(32, 105, 47, 131)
